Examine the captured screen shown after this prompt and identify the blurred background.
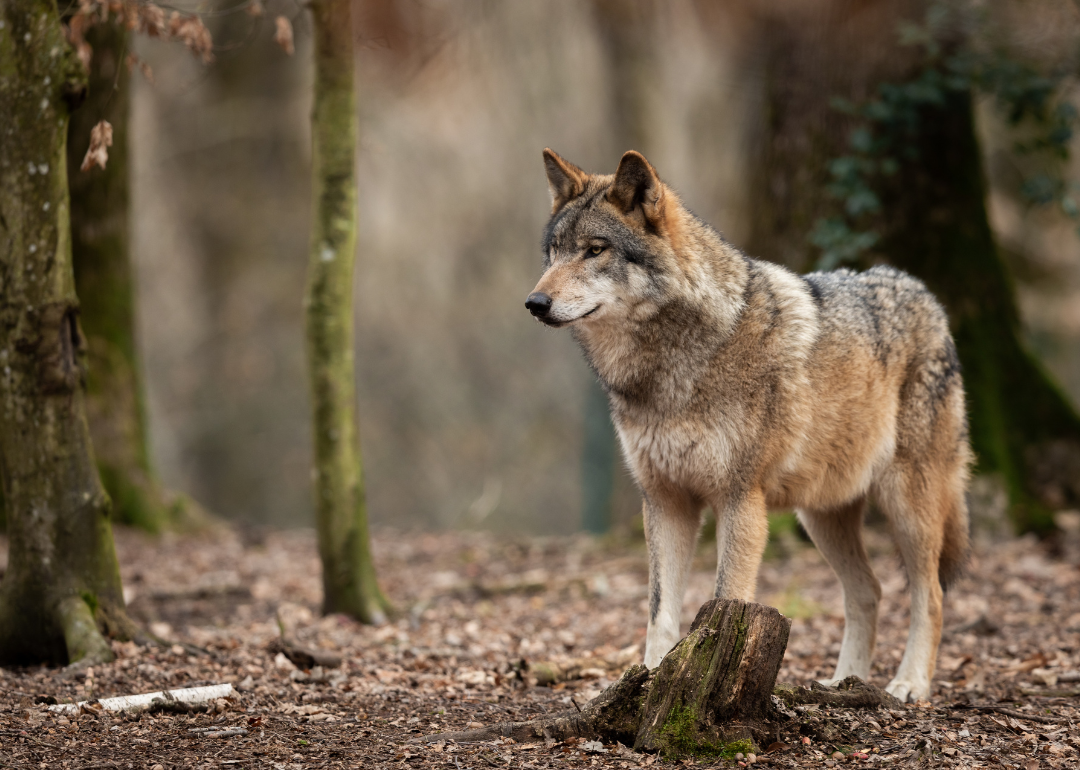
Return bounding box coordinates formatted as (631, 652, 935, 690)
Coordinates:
(123, 0, 1080, 535)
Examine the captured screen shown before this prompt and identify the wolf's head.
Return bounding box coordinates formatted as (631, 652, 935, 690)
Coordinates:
(527, 149, 695, 329)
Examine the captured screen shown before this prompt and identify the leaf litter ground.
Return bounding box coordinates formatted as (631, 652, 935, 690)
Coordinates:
(2, 522, 1079, 769)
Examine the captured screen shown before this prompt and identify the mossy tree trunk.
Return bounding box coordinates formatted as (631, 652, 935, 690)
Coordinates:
(0, 0, 138, 666)
(744, 0, 1080, 532)
(879, 91, 1080, 532)
(305, 0, 389, 623)
(581, 0, 655, 535)
(66, 20, 171, 533)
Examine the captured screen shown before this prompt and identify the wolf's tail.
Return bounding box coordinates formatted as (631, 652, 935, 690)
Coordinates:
(938, 488, 971, 591)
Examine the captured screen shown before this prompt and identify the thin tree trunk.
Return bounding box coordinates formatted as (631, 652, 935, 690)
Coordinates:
(744, 0, 1080, 532)
(66, 20, 171, 533)
(0, 0, 138, 666)
(582, 0, 655, 534)
(306, 0, 389, 623)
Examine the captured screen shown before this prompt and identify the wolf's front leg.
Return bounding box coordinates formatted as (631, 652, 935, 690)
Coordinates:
(712, 488, 769, 602)
(642, 492, 702, 669)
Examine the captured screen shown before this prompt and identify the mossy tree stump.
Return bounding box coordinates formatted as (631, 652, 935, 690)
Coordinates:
(414, 599, 791, 758)
(635, 599, 791, 753)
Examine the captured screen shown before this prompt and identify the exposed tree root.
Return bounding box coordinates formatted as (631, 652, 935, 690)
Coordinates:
(58, 596, 114, 667)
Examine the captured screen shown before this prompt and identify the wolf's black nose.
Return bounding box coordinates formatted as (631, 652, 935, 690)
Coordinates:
(526, 292, 552, 317)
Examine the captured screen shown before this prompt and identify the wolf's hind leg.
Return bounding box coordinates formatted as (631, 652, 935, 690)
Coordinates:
(797, 497, 880, 685)
(713, 487, 769, 602)
(877, 476, 954, 703)
(643, 491, 702, 669)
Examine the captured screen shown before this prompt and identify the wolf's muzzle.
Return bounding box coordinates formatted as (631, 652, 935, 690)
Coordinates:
(525, 292, 553, 318)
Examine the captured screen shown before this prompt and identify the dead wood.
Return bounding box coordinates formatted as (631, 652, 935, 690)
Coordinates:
(772, 676, 904, 710)
(267, 637, 342, 669)
(414, 599, 791, 758)
(959, 705, 1072, 725)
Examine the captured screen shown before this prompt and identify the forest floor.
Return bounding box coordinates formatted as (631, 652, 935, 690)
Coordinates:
(2, 518, 1080, 769)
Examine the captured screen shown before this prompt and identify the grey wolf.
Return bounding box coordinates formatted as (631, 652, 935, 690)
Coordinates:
(526, 149, 971, 702)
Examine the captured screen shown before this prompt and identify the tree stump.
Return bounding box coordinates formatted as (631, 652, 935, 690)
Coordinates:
(414, 599, 791, 758)
(634, 598, 791, 753)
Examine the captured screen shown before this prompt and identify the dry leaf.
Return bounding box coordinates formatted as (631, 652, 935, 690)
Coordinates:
(274, 16, 295, 56)
(138, 3, 167, 38)
(169, 11, 214, 64)
(80, 120, 113, 172)
(65, 13, 93, 71)
(125, 53, 154, 85)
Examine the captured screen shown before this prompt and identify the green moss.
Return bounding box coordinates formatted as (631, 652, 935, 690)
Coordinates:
(79, 591, 99, 615)
(97, 465, 163, 533)
(655, 703, 754, 760)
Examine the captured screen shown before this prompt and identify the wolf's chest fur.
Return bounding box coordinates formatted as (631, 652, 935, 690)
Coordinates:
(579, 258, 864, 509)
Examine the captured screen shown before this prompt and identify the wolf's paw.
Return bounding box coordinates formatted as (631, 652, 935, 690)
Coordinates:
(885, 677, 928, 703)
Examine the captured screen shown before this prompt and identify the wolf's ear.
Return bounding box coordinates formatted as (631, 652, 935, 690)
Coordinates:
(543, 148, 587, 213)
(608, 151, 664, 225)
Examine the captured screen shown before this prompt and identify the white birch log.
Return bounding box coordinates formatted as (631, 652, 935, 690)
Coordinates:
(48, 683, 233, 714)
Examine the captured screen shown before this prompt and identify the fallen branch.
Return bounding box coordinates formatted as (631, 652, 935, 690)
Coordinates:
(962, 705, 1071, 725)
(773, 678, 903, 710)
(267, 637, 342, 670)
(146, 584, 252, 602)
(189, 727, 248, 738)
(47, 683, 233, 715)
(1020, 688, 1080, 698)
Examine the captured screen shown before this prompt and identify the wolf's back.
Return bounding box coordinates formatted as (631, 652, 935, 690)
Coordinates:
(803, 265, 952, 358)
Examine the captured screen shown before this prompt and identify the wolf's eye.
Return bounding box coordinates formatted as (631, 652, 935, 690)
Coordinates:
(589, 245, 605, 256)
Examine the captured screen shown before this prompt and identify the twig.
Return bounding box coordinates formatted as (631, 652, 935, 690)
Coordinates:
(1021, 688, 1080, 698)
(188, 727, 248, 738)
(969, 706, 1071, 725)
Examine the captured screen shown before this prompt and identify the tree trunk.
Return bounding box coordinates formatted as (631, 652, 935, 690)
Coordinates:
(415, 600, 792, 758)
(66, 20, 172, 533)
(744, 0, 918, 271)
(306, 0, 390, 623)
(744, 0, 1080, 532)
(0, 0, 137, 666)
(633, 599, 791, 753)
(879, 90, 1080, 533)
(581, 0, 656, 534)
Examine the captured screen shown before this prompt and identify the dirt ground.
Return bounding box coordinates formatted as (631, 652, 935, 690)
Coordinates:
(2, 518, 1079, 769)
